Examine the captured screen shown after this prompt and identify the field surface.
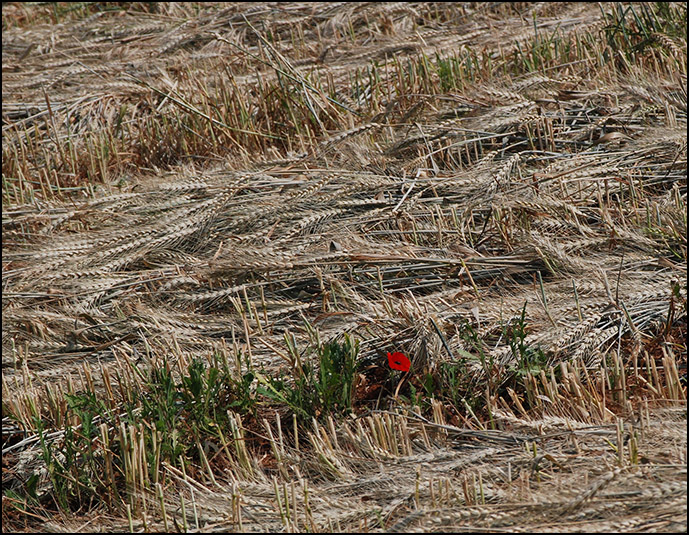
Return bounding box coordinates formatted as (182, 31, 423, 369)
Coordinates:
(2, 2, 687, 532)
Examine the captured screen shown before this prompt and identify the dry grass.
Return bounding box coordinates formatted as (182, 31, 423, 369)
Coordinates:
(2, 2, 686, 532)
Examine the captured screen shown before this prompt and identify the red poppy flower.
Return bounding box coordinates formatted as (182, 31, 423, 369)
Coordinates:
(387, 351, 411, 372)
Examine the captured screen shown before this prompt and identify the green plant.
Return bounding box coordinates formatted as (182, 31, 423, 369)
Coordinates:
(505, 303, 549, 379)
(33, 392, 111, 513)
(317, 334, 359, 412)
(256, 334, 360, 421)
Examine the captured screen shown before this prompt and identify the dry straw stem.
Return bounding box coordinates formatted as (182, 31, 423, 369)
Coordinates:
(2, 2, 687, 533)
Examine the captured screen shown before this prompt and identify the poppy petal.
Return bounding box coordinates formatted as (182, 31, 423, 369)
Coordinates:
(387, 351, 411, 372)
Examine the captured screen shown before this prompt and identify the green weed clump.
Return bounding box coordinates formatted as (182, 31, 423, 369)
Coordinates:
(402, 304, 550, 423)
(21, 356, 248, 514)
(6, 335, 364, 517)
(257, 333, 359, 421)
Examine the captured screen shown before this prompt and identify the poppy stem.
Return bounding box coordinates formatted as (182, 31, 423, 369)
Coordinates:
(393, 371, 410, 399)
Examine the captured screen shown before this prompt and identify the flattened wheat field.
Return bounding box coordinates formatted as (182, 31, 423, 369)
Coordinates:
(2, 3, 686, 532)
